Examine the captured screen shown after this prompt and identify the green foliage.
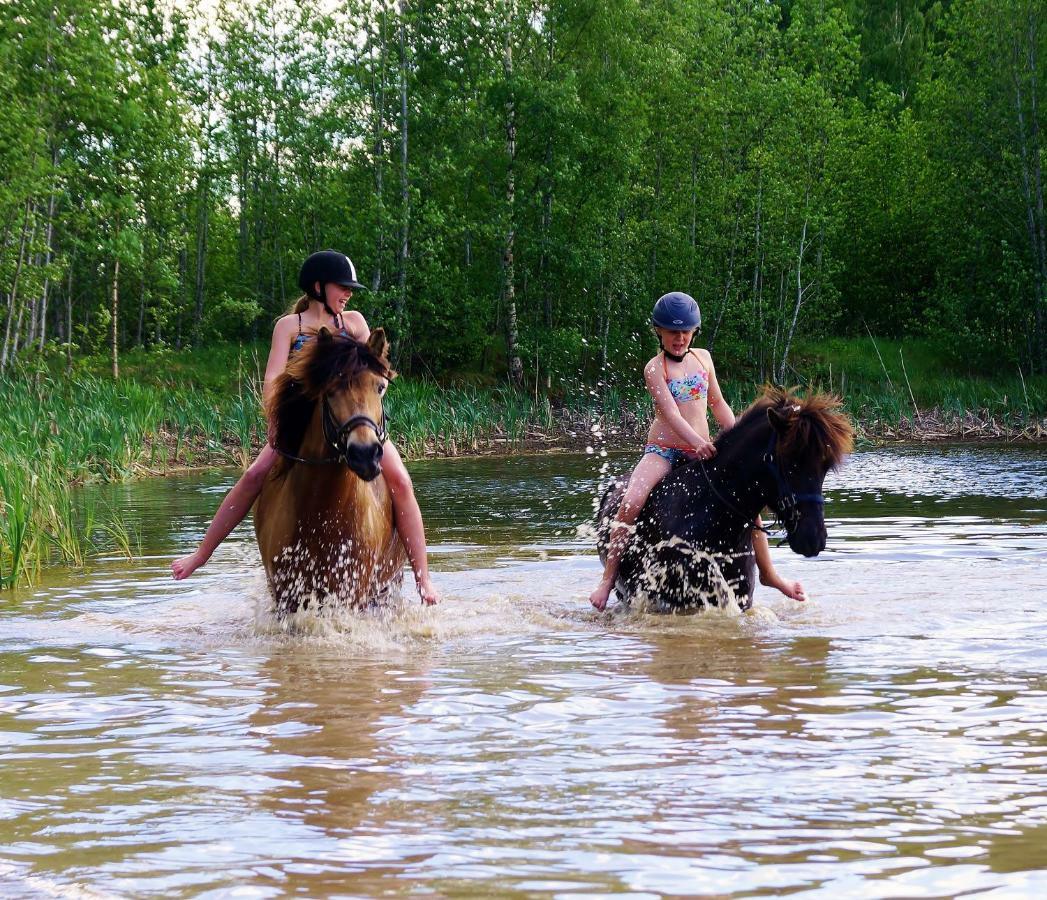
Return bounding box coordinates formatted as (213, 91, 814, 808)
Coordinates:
(1, 0, 1044, 385)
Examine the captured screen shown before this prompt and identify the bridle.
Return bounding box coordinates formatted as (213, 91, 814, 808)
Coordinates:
(761, 431, 825, 531)
(698, 428, 825, 535)
(274, 395, 388, 466)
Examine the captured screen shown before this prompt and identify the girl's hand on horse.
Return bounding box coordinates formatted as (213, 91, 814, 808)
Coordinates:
(693, 438, 716, 460)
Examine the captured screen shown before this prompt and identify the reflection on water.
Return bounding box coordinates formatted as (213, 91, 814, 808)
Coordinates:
(1, 445, 1046, 896)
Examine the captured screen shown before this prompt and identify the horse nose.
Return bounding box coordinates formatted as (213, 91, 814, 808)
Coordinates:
(791, 514, 826, 557)
(347, 440, 383, 480)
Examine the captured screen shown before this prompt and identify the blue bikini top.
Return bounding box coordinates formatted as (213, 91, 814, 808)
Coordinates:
(291, 312, 351, 354)
(662, 350, 709, 403)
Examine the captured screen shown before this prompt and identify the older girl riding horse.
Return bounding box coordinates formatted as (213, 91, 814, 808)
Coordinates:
(595, 387, 853, 611)
(255, 327, 406, 614)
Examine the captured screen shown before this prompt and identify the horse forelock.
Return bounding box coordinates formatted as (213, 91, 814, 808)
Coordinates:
(734, 386, 854, 470)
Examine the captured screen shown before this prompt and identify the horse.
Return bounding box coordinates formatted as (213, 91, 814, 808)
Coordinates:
(594, 386, 853, 612)
(254, 327, 406, 615)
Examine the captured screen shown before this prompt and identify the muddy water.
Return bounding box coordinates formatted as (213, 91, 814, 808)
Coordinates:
(1, 446, 1046, 897)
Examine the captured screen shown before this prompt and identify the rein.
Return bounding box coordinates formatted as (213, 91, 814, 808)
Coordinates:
(697, 461, 771, 535)
(273, 395, 388, 466)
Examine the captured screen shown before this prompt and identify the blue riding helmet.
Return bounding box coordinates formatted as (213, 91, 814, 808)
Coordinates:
(651, 292, 701, 331)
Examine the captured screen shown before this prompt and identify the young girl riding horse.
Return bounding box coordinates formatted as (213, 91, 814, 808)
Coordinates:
(172, 250, 439, 606)
(589, 291, 806, 611)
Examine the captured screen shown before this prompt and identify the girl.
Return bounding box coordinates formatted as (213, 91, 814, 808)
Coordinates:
(172, 250, 439, 606)
(589, 291, 805, 611)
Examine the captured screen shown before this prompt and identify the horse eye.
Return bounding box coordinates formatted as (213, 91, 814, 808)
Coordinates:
(377, 381, 387, 395)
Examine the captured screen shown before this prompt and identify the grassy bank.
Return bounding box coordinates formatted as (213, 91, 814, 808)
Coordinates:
(793, 337, 1047, 441)
(1, 338, 1044, 587)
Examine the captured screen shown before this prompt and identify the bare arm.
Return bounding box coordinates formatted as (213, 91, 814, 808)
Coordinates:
(262, 317, 297, 406)
(702, 350, 735, 432)
(344, 310, 369, 341)
(644, 360, 715, 455)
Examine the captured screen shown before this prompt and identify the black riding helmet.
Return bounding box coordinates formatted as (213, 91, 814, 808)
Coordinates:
(298, 250, 366, 313)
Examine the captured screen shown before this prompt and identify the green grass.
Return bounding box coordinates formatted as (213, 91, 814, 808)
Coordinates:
(790, 336, 1047, 426)
(0, 348, 264, 587)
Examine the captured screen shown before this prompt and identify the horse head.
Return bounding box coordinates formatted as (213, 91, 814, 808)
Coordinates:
(270, 327, 395, 482)
(758, 388, 853, 557)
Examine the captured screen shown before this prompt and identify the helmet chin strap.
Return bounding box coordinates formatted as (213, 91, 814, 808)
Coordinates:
(661, 341, 686, 363)
(316, 281, 336, 318)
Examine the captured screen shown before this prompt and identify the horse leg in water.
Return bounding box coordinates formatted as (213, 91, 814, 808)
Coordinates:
(590, 452, 672, 610)
(172, 444, 279, 579)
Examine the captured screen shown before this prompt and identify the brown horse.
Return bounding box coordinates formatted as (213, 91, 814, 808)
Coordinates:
(255, 327, 406, 614)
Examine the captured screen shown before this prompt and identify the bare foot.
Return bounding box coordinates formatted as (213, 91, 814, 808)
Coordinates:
(171, 551, 207, 580)
(589, 578, 614, 611)
(417, 576, 440, 606)
(760, 570, 807, 602)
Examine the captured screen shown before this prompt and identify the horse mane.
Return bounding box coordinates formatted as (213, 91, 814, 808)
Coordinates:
(267, 332, 394, 458)
(724, 385, 854, 469)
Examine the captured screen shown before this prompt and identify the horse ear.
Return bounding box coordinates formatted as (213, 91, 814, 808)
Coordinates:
(367, 327, 389, 360)
(767, 404, 793, 436)
(317, 325, 333, 344)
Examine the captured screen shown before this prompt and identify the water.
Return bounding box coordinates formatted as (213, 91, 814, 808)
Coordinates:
(2, 445, 1046, 897)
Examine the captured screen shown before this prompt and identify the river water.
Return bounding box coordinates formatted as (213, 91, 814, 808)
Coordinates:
(1, 446, 1046, 897)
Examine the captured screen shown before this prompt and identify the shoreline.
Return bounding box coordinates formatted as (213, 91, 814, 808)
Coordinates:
(127, 410, 1047, 479)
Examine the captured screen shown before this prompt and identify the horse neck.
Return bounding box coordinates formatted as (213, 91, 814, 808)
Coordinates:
(699, 414, 775, 519)
(296, 401, 329, 460)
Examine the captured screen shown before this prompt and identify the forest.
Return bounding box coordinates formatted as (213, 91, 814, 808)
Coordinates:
(1, 0, 1044, 390)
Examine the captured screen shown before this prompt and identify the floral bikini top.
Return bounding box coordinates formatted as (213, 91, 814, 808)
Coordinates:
(290, 312, 351, 354)
(662, 350, 709, 403)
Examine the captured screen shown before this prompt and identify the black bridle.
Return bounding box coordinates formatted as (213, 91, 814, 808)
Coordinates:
(273, 395, 388, 466)
(698, 429, 825, 535)
(761, 431, 825, 530)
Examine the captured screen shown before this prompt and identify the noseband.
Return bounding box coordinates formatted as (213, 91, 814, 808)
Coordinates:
(274, 395, 388, 466)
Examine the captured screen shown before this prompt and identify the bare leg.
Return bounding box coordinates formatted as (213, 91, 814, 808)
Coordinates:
(171, 445, 278, 580)
(753, 515, 806, 601)
(589, 453, 672, 611)
(382, 442, 439, 605)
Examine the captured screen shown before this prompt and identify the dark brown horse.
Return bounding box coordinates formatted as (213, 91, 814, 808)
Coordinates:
(255, 327, 406, 614)
(595, 387, 854, 611)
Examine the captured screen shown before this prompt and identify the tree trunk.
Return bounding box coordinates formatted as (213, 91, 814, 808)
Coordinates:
(1010, 11, 1047, 368)
(1, 200, 33, 371)
(371, 5, 389, 292)
(709, 206, 740, 350)
(112, 252, 120, 380)
(752, 172, 763, 376)
(779, 213, 810, 384)
(38, 182, 57, 350)
(502, 12, 523, 389)
(136, 275, 146, 347)
(540, 139, 553, 330)
(396, 4, 410, 333)
(540, 23, 555, 333)
(649, 146, 662, 284)
(65, 261, 73, 369)
(193, 173, 209, 344)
